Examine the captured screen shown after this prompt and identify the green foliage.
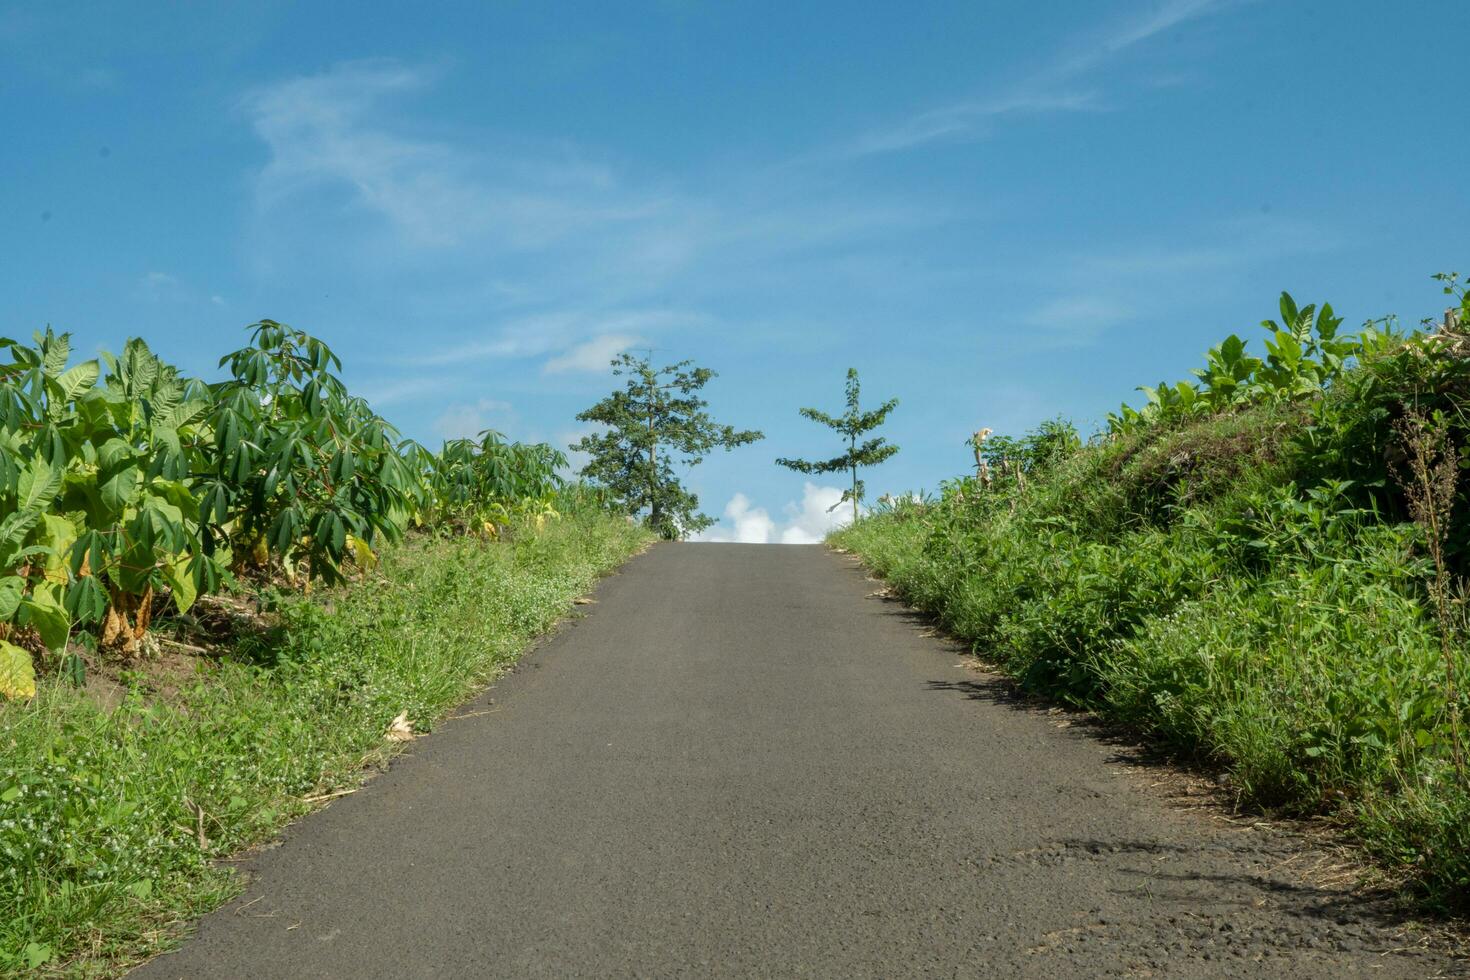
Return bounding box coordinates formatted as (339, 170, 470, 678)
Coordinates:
(0, 507, 649, 972)
(835, 273, 1470, 910)
(573, 352, 763, 539)
(1108, 291, 1374, 435)
(203, 321, 416, 587)
(776, 368, 899, 522)
(0, 319, 591, 685)
(426, 429, 567, 535)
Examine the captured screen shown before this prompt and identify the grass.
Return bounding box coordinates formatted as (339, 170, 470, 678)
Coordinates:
(833, 397, 1470, 913)
(0, 507, 650, 975)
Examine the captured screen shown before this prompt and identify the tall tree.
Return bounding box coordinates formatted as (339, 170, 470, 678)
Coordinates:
(572, 353, 763, 539)
(776, 368, 899, 524)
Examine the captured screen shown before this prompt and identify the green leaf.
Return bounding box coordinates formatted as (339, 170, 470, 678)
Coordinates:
(0, 640, 36, 699)
(20, 584, 70, 651)
(55, 360, 100, 400)
(37, 514, 77, 584)
(23, 943, 53, 969)
(161, 555, 198, 613)
(17, 459, 61, 511)
(64, 575, 107, 624)
(101, 465, 140, 514)
(60, 651, 86, 688)
(0, 577, 23, 619)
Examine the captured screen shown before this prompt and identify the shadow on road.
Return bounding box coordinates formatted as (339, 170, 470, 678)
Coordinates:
(838, 554, 1466, 950)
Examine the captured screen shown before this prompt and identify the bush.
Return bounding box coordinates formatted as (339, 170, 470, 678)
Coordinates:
(833, 275, 1470, 909)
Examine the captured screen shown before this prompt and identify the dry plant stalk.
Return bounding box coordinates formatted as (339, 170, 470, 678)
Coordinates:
(972, 428, 993, 488)
(1393, 409, 1465, 777)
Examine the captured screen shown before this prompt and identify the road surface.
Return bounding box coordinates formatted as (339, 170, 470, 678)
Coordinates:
(136, 544, 1459, 978)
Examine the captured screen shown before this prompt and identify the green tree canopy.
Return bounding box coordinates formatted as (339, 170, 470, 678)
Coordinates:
(572, 353, 763, 539)
(776, 368, 899, 523)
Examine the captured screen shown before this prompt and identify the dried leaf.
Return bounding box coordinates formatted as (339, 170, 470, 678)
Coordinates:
(385, 711, 415, 742)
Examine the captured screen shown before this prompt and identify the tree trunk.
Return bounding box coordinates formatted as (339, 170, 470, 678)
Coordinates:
(647, 376, 660, 530)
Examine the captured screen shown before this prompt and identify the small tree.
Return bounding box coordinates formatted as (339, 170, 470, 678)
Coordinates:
(776, 368, 898, 523)
(572, 353, 763, 539)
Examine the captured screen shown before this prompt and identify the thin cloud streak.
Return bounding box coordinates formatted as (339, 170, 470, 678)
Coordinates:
(840, 0, 1232, 158)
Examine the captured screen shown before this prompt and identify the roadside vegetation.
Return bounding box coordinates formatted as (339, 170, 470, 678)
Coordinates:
(0, 322, 650, 972)
(833, 275, 1470, 911)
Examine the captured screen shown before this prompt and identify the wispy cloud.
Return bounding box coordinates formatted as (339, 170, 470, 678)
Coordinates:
(432, 398, 516, 441)
(842, 0, 1232, 158)
(242, 60, 660, 251)
(847, 91, 1103, 158)
(1021, 296, 1134, 350)
(543, 333, 644, 374)
(998, 211, 1345, 354)
(354, 375, 451, 408)
(409, 309, 705, 368)
(236, 59, 959, 410)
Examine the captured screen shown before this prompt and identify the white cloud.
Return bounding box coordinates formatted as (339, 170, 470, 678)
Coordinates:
(543, 333, 643, 374)
(139, 271, 178, 297)
(779, 483, 851, 543)
(432, 398, 515, 441)
(847, 91, 1102, 158)
(722, 493, 777, 543)
(698, 483, 853, 544)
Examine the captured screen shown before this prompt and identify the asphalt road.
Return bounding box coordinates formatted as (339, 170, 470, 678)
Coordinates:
(135, 544, 1461, 978)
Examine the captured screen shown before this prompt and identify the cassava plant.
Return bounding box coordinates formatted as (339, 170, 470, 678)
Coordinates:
(200, 321, 417, 586)
(0, 331, 219, 667)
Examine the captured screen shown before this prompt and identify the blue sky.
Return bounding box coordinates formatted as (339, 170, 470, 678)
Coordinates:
(4, 1, 1467, 542)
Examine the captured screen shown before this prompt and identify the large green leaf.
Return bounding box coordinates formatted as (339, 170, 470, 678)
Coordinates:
(0, 509, 40, 557)
(0, 640, 35, 699)
(0, 575, 24, 620)
(101, 466, 141, 515)
(36, 515, 77, 584)
(158, 397, 210, 431)
(17, 459, 61, 511)
(55, 360, 101, 401)
(19, 585, 69, 651)
(160, 555, 197, 613)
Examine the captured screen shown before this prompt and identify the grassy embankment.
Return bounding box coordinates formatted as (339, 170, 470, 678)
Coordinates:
(834, 284, 1470, 911)
(0, 507, 649, 974)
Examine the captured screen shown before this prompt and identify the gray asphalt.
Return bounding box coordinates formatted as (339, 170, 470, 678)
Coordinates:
(135, 544, 1461, 978)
